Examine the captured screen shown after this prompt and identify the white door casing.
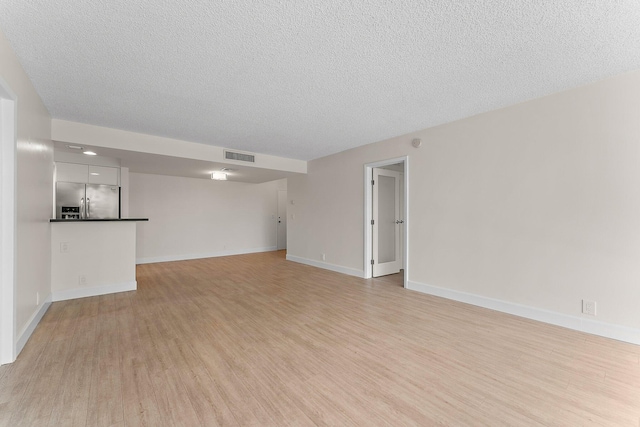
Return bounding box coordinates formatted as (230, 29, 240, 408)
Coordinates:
(372, 167, 402, 277)
(0, 78, 17, 365)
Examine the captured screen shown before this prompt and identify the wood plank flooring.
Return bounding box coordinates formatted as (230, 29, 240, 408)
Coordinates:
(1, 250, 639, 426)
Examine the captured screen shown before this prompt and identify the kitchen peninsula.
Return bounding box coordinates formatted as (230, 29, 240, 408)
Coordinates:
(50, 218, 148, 302)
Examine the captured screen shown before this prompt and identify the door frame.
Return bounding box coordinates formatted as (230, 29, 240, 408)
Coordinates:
(0, 77, 17, 365)
(364, 156, 409, 287)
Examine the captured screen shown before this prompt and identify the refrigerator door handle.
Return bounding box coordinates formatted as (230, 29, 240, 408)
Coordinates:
(80, 198, 85, 219)
(87, 198, 90, 218)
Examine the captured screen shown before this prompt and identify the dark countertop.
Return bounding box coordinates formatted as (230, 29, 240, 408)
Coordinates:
(50, 218, 149, 222)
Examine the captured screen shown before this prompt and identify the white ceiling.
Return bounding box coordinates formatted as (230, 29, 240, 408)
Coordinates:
(2, 1, 640, 161)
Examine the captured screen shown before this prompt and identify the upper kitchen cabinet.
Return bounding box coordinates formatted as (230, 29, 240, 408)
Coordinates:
(55, 162, 120, 185)
(88, 165, 119, 185)
(56, 162, 89, 183)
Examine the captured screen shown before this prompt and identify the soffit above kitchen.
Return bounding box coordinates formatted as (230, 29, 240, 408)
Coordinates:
(51, 119, 306, 183)
(52, 141, 300, 184)
(1, 1, 640, 161)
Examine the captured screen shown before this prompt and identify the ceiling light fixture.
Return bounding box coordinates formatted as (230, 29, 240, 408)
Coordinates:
(211, 172, 227, 181)
(83, 150, 97, 156)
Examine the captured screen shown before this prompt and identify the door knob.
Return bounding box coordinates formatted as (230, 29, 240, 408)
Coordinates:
(395, 220, 404, 224)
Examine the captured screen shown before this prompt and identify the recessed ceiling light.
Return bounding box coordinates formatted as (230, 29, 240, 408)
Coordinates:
(211, 172, 227, 181)
(67, 145, 84, 150)
(83, 151, 97, 156)
(90, 172, 100, 176)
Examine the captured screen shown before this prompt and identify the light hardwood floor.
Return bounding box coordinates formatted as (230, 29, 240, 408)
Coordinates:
(1, 250, 639, 426)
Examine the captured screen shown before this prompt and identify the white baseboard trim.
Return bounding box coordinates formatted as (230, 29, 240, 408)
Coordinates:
(286, 254, 365, 278)
(16, 294, 52, 356)
(407, 280, 640, 346)
(136, 246, 278, 265)
(52, 281, 137, 302)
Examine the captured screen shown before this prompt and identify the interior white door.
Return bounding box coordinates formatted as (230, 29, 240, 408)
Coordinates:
(277, 190, 287, 250)
(372, 168, 402, 277)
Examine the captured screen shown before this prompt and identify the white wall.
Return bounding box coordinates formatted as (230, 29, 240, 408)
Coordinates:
(51, 222, 136, 301)
(0, 29, 53, 356)
(130, 173, 284, 263)
(288, 70, 640, 341)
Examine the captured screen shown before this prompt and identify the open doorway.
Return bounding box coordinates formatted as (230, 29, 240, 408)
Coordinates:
(0, 78, 17, 364)
(364, 156, 409, 288)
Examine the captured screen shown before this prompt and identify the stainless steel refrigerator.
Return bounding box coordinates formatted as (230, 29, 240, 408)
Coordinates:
(56, 182, 120, 219)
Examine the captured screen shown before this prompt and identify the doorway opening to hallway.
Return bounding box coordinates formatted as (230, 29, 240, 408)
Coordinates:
(364, 156, 409, 288)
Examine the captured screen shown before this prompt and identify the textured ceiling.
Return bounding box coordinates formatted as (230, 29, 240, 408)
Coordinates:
(1, 1, 640, 161)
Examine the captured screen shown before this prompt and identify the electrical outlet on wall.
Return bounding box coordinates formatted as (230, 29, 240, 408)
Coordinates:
(60, 242, 69, 253)
(322, 253, 326, 261)
(582, 300, 597, 316)
(79, 275, 87, 286)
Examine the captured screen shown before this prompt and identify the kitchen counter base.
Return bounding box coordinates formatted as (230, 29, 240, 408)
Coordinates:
(51, 221, 139, 301)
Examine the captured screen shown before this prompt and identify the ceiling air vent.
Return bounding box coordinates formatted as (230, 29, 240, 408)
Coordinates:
(224, 150, 255, 163)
